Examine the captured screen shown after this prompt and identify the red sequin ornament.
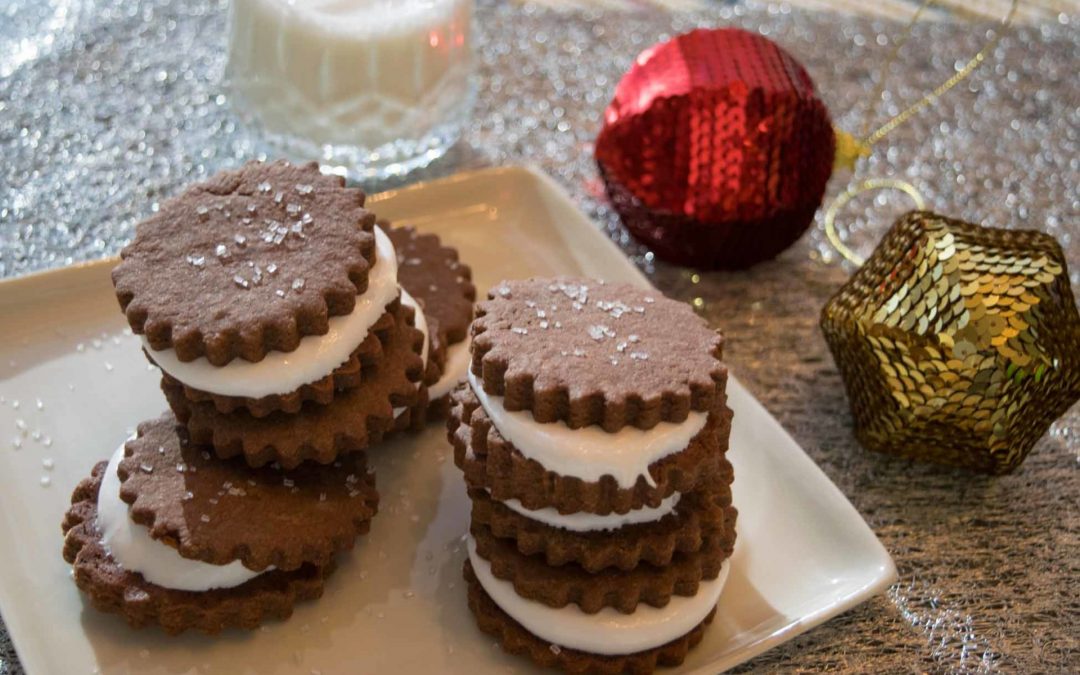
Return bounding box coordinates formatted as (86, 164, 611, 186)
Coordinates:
(595, 28, 836, 270)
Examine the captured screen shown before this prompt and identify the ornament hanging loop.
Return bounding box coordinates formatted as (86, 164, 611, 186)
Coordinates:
(824, 179, 926, 266)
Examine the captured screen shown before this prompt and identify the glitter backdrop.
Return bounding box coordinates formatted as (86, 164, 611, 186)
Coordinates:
(1, 1, 1077, 672)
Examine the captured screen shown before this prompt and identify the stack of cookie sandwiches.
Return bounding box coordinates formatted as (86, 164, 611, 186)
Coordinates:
(450, 277, 736, 673)
(61, 160, 471, 633)
(142, 161, 427, 467)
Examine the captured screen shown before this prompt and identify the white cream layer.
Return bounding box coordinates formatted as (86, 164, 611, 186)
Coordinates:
(467, 536, 728, 655)
(498, 491, 681, 532)
(428, 338, 470, 401)
(467, 370, 708, 489)
(144, 226, 400, 399)
(394, 287, 429, 419)
(97, 445, 264, 591)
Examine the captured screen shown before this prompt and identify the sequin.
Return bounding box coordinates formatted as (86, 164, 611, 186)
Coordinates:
(821, 211, 1080, 474)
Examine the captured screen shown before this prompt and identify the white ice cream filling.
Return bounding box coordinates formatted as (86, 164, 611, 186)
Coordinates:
(96, 445, 266, 592)
(428, 338, 470, 401)
(144, 225, 400, 399)
(467, 369, 708, 488)
(467, 535, 728, 655)
(496, 490, 681, 532)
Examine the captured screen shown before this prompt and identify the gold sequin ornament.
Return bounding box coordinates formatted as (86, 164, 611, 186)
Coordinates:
(821, 211, 1080, 474)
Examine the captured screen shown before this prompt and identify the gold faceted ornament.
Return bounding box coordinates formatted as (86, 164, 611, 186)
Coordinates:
(821, 211, 1080, 474)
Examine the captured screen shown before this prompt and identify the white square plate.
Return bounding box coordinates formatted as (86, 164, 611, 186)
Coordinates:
(0, 165, 896, 674)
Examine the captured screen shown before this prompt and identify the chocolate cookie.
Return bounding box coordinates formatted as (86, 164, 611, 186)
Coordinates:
(426, 394, 455, 421)
(471, 520, 732, 614)
(421, 316, 448, 390)
(166, 300, 426, 468)
(386, 224, 476, 348)
(160, 301, 399, 417)
(113, 160, 377, 365)
(387, 223, 477, 419)
(449, 384, 733, 514)
(469, 487, 734, 573)
(396, 299, 446, 431)
(63, 462, 334, 635)
(116, 413, 379, 571)
(390, 380, 432, 435)
(470, 278, 726, 431)
(465, 561, 713, 675)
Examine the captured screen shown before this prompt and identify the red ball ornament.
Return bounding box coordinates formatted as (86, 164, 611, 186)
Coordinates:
(595, 28, 836, 270)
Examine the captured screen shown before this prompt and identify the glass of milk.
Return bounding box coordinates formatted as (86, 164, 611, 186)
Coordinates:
(226, 0, 474, 179)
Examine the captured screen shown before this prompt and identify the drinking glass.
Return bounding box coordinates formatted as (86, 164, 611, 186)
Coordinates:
(227, 0, 474, 179)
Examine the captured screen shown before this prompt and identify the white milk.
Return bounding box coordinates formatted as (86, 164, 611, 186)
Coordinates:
(227, 0, 473, 177)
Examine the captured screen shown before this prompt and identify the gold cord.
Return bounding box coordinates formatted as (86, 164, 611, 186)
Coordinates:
(856, 1, 931, 142)
(861, 0, 1018, 150)
(827, 0, 1018, 264)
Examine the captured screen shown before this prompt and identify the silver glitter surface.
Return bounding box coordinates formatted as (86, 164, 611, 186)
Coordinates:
(1, 1, 1078, 672)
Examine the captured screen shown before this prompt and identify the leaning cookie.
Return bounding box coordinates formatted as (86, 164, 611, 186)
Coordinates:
(63, 464, 334, 635)
(116, 413, 380, 570)
(385, 223, 476, 419)
(61, 420, 378, 634)
(387, 287, 440, 435)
